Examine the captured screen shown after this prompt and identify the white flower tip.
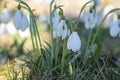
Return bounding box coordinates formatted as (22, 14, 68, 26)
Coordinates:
(67, 32, 81, 52)
(57, 20, 67, 39)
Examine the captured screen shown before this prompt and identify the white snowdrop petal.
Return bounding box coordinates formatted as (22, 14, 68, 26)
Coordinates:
(53, 18, 60, 30)
(110, 23, 119, 37)
(21, 14, 29, 31)
(81, 11, 89, 23)
(54, 11, 60, 22)
(57, 20, 68, 39)
(52, 22, 57, 30)
(84, 12, 91, 29)
(1, 8, 11, 24)
(67, 32, 81, 52)
(88, 12, 97, 29)
(107, 14, 117, 29)
(71, 32, 81, 52)
(52, 11, 60, 30)
(57, 21, 64, 37)
(14, 10, 23, 30)
(81, 10, 97, 30)
(85, 23, 89, 30)
(67, 33, 74, 50)
(53, 30, 57, 39)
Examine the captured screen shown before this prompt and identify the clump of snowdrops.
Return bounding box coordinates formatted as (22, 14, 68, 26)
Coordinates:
(1, 0, 120, 79)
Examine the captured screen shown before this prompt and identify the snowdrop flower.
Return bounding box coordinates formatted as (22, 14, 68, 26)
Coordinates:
(106, 14, 117, 28)
(14, 10, 29, 31)
(57, 20, 67, 39)
(52, 10, 60, 30)
(107, 14, 120, 37)
(1, 8, 11, 24)
(109, 22, 120, 37)
(81, 9, 97, 30)
(67, 32, 81, 52)
(52, 10, 61, 39)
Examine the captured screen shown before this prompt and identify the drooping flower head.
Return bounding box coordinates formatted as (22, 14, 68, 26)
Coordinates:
(108, 14, 120, 37)
(52, 8, 60, 30)
(52, 7, 68, 39)
(67, 31, 81, 52)
(0, 3, 11, 24)
(109, 21, 120, 37)
(106, 14, 117, 28)
(81, 7, 97, 30)
(57, 20, 67, 40)
(52, 6, 61, 39)
(13, 4, 29, 31)
(57, 9, 68, 39)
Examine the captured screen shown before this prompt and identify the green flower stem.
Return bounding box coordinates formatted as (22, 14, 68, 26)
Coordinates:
(29, 15, 37, 56)
(61, 39, 67, 74)
(55, 37, 60, 65)
(31, 15, 40, 57)
(84, 29, 92, 63)
(50, 0, 54, 67)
